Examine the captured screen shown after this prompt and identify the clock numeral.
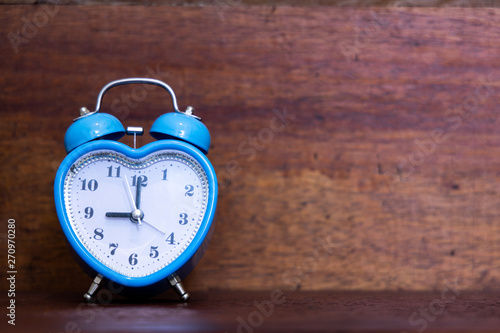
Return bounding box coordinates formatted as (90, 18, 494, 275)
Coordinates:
(131, 175, 148, 187)
(179, 213, 188, 225)
(128, 253, 138, 266)
(84, 207, 94, 219)
(149, 246, 159, 258)
(162, 169, 168, 181)
(93, 228, 104, 240)
(109, 243, 118, 255)
(107, 166, 121, 178)
(81, 179, 98, 191)
(185, 185, 194, 197)
(166, 232, 175, 245)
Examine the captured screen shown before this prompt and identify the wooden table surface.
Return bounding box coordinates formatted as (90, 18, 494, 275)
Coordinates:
(3, 7, 500, 333)
(4, 4, 500, 295)
(4, 290, 500, 332)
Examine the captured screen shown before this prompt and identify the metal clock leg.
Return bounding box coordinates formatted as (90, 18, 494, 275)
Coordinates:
(169, 274, 190, 302)
(83, 274, 104, 303)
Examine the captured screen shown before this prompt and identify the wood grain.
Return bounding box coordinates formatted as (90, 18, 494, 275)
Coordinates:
(0, 0, 498, 8)
(1, 5, 500, 293)
(1, 0, 499, 6)
(7, 291, 500, 333)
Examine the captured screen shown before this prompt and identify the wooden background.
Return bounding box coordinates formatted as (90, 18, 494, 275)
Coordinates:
(2, 3, 500, 294)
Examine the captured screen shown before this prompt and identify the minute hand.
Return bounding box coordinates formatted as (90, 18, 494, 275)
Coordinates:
(136, 176, 142, 209)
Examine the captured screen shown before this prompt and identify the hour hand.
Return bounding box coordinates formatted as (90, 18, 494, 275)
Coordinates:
(105, 212, 132, 218)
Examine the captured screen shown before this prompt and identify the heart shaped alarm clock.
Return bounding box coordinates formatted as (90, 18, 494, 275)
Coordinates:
(54, 78, 217, 302)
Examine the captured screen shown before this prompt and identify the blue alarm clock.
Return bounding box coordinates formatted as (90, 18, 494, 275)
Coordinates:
(54, 78, 217, 302)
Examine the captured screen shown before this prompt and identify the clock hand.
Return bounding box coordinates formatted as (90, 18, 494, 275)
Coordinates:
(141, 219, 166, 235)
(133, 175, 166, 234)
(123, 175, 142, 225)
(105, 214, 165, 234)
(106, 212, 132, 218)
(135, 176, 142, 210)
(106, 212, 164, 233)
(105, 210, 144, 225)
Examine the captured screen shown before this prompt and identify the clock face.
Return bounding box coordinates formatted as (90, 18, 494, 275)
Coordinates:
(62, 149, 209, 278)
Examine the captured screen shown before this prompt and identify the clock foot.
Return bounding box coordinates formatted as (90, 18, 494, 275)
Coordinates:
(83, 274, 104, 303)
(169, 274, 190, 302)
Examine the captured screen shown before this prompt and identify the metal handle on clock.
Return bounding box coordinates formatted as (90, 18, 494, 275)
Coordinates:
(93, 78, 181, 114)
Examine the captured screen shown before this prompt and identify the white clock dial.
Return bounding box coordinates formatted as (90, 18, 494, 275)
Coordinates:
(63, 149, 209, 278)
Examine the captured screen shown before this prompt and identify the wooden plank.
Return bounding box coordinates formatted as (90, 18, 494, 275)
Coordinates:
(1, 5, 500, 293)
(1, 0, 498, 6)
(11, 291, 500, 333)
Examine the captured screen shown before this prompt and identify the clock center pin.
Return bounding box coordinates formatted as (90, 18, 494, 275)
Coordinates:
(131, 209, 144, 223)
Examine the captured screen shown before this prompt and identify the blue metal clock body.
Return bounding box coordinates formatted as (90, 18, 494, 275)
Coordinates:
(53, 78, 217, 300)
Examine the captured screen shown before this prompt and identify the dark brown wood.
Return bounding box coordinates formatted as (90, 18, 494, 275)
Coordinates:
(1, 0, 499, 6)
(0, 0, 499, 8)
(2, 5, 500, 294)
(4, 291, 500, 332)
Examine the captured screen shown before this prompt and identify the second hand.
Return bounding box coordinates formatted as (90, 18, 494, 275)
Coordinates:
(123, 175, 141, 225)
